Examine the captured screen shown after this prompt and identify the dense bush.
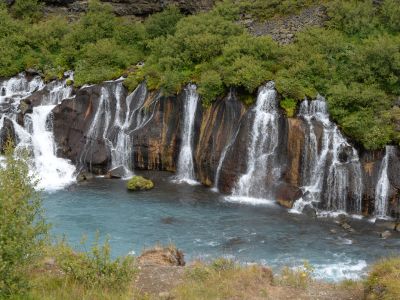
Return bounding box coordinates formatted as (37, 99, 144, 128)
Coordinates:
(0, 142, 48, 297)
(54, 236, 136, 291)
(1, 0, 400, 149)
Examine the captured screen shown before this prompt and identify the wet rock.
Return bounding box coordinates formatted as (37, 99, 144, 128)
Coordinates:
(107, 166, 126, 179)
(0, 117, 16, 152)
(380, 230, 392, 239)
(76, 171, 94, 182)
(127, 175, 154, 191)
(195, 91, 245, 187)
(338, 145, 354, 163)
(161, 217, 178, 225)
(138, 246, 185, 266)
(276, 183, 303, 209)
(341, 222, 354, 232)
(303, 205, 317, 218)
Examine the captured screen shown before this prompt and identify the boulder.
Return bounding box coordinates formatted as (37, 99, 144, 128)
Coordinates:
(127, 175, 154, 191)
(0, 117, 16, 152)
(380, 230, 392, 239)
(303, 205, 317, 218)
(107, 165, 126, 179)
(276, 183, 303, 209)
(76, 171, 94, 182)
(138, 245, 185, 266)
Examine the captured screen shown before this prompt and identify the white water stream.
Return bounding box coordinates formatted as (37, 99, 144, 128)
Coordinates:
(228, 82, 279, 204)
(174, 84, 199, 184)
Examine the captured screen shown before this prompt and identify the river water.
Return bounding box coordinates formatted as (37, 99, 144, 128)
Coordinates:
(43, 171, 400, 282)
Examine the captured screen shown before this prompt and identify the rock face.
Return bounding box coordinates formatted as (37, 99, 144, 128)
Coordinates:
(49, 79, 400, 218)
(246, 6, 328, 44)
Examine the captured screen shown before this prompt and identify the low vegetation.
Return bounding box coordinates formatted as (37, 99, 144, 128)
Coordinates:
(0, 143, 136, 299)
(172, 259, 273, 299)
(365, 257, 400, 300)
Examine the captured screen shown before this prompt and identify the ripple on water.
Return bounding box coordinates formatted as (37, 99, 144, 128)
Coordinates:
(43, 172, 400, 282)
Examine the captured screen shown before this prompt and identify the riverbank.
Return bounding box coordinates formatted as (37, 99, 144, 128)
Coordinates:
(42, 173, 400, 282)
(28, 244, 400, 300)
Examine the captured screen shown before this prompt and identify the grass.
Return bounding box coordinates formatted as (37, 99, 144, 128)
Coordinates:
(172, 259, 273, 299)
(365, 257, 400, 300)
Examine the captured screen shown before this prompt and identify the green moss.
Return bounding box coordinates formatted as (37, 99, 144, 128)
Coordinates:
(280, 98, 297, 118)
(126, 176, 154, 191)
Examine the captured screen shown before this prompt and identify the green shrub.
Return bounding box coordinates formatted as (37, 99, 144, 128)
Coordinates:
(11, 0, 43, 21)
(280, 98, 297, 117)
(381, 0, 400, 32)
(327, 0, 378, 37)
(198, 70, 224, 106)
(365, 257, 400, 300)
(54, 235, 136, 291)
(144, 6, 183, 39)
(0, 141, 48, 297)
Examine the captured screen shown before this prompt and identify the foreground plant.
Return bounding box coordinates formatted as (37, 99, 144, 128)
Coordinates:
(0, 141, 48, 297)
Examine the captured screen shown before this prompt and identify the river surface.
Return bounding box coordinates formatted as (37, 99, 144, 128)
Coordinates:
(43, 171, 400, 282)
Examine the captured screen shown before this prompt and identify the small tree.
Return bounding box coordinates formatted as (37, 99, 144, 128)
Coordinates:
(0, 141, 48, 297)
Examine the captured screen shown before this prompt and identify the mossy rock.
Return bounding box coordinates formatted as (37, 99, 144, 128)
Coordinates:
(127, 176, 154, 191)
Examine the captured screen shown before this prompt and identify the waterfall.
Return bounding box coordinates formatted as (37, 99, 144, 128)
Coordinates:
(109, 83, 148, 177)
(0, 73, 76, 191)
(29, 106, 76, 190)
(174, 84, 199, 184)
(291, 97, 363, 215)
(212, 127, 240, 192)
(374, 146, 393, 218)
(227, 82, 279, 204)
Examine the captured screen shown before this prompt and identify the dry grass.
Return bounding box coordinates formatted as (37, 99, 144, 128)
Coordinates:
(172, 259, 273, 300)
(365, 257, 400, 300)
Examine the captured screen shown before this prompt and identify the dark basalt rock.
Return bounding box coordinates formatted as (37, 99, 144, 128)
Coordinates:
(0, 117, 16, 152)
(195, 90, 245, 187)
(107, 165, 126, 179)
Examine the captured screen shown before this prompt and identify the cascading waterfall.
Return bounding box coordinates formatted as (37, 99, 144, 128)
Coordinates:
(291, 97, 363, 215)
(109, 83, 149, 177)
(0, 73, 76, 191)
(29, 106, 76, 190)
(374, 146, 394, 218)
(80, 82, 154, 176)
(174, 84, 199, 184)
(228, 82, 279, 204)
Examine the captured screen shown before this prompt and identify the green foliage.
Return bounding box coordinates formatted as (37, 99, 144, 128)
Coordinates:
(280, 98, 297, 117)
(327, 0, 377, 37)
(53, 235, 136, 291)
(11, 0, 43, 21)
(365, 257, 400, 300)
(381, 0, 400, 32)
(0, 141, 48, 297)
(198, 70, 224, 106)
(1, 0, 400, 149)
(144, 6, 183, 39)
